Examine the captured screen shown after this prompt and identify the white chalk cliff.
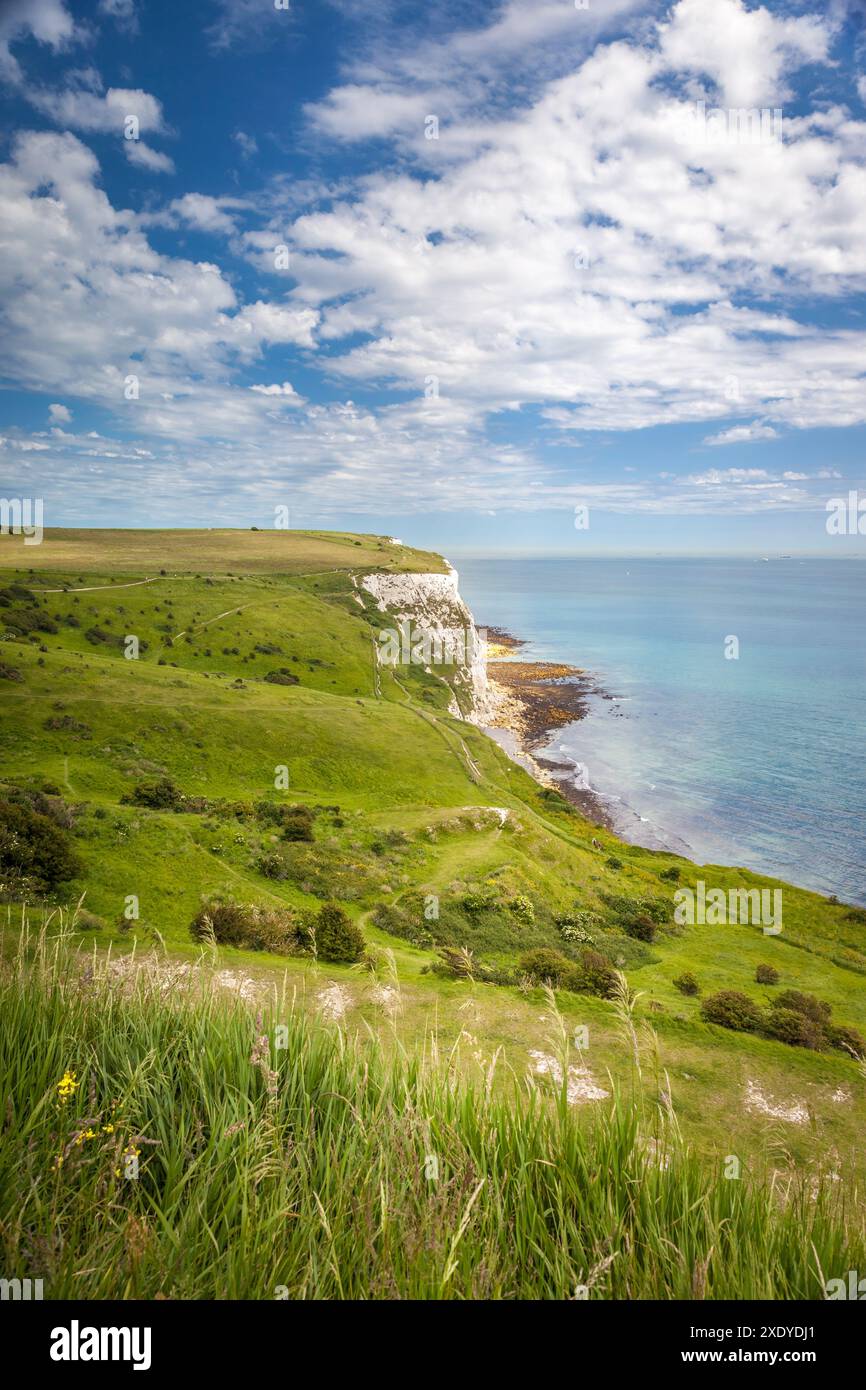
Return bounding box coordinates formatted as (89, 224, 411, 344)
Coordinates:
(360, 565, 491, 718)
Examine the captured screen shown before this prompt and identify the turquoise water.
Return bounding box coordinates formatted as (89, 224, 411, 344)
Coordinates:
(456, 557, 866, 905)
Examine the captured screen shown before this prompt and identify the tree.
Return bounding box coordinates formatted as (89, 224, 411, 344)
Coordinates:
(0, 800, 81, 896)
(314, 902, 365, 962)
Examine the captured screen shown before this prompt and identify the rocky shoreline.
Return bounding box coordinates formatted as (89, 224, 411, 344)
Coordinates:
(479, 626, 618, 830)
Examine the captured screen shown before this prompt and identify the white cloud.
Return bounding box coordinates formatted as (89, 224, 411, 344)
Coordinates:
(658, 0, 833, 108)
(250, 382, 305, 403)
(99, 0, 139, 33)
(48, 403, 72, 423)
(232, 130, 258, 159)
(704, 422, 779, 446)
(0, 0, 78, 85)
(124, 141, 175, 174)
(1, 0, 864, 522)
(28, 84, 167, 134)
(159, 193, 247, 234)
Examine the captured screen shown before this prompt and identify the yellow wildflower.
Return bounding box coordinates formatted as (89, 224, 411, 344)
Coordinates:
(56, 1069, 78, 1103)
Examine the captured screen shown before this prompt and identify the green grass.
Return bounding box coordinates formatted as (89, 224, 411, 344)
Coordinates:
(0, 527, 448, 576)
(2, 525, 866, 1257)
(2, 923, 863, 1300)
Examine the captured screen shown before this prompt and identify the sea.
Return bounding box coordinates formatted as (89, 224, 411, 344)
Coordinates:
(455, 556, 866, 906)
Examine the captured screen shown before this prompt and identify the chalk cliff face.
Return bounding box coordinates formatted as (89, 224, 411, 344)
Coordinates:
(360, 566, 489, 718)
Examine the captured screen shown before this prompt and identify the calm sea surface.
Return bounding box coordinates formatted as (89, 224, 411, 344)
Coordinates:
(456, 557, 866, 905)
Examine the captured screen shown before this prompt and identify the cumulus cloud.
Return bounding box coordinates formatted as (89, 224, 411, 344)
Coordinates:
(250, 382, 305, 403)
(124, 140, 175, 174)
(658, 0, 833, 108)
(0, 0, 78, 85)
(156, 193, 248, 234)
(2, 0, 865, 521)
(704, 423, 779, 446)
(27, 82, 167, 134)
(48, 403, 72, 424)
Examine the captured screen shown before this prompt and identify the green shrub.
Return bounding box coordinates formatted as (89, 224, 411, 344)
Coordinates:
(673, 971, 700, 996)
(602, 892, 669, 933)
(0, 661, 23, 682)
(258, 852, 289, 880)
(700, 990, 763, 1033)
(43, 715, 92, 737)
(624, 913, 656, 942)
(508, 894, 535, 924)
(280, 807, 315, 842)
(518, 947, 571, 987)
(190, 899, 303, 954)
(762, 1008, 825, 1050)
(606, 856, 623, 870)
(122, 777, 184, 810)
(462, 888, 497, 915)
(4, 606, 57, 635)
(371, 902, 434, 950)
(572, 948, 619, 999)
(314, 901, 366, 962)
(659, 866, 681, 882)
(0, 799, 81, 896)
(771, 990, 831, 1024)
(827, 1024, 866, 1059)
(554, 910, 598, 944)
(264, 669, 299, 686)
(755, 963, 779, 985)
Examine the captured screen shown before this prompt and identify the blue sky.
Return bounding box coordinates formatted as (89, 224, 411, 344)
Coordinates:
(1, 0, 866, 554)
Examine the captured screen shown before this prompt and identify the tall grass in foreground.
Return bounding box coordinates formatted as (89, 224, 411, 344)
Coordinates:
(0, 925, 863, 1300)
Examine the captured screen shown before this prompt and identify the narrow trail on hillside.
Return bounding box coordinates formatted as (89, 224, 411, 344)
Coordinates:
(41, 577, 161, 594)
(390, 671, 480, 785)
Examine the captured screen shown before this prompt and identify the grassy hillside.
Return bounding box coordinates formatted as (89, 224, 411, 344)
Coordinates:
(0, 527, 448, 575)
(2, 527, 865, 1231)
(2, 928, 862, 1300)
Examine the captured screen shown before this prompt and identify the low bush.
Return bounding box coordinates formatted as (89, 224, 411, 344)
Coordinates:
(264, 669, 299, 686)
(280, 806, 315, 842)
(4, 606, 57, 635)
(624, 913, 656, 943)
(700, 990, 764, 1033)
(554, 909, 598, 944)
(121, 777, 185, 810)
(827, 1024, 866, 1059)
(771, 990, 831, 1024)
(762, 1008, 825, 1050)
(673, 971, 700, 996)
(43, 715, 92, 737)
(518, 947, 572, 987)
(371, 902, 434, 950)
(571, 948, 619, 999)
(190, 899, 304, 954)
(508, 894, 535, 924)
(755, 963, 779, 985)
